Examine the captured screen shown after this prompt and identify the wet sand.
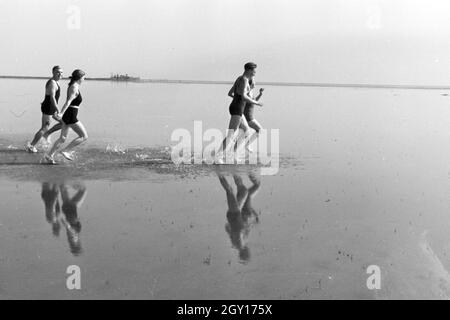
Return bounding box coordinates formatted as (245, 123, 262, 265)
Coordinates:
(2, 80, 450, 299)
(1, 144, 450, 299)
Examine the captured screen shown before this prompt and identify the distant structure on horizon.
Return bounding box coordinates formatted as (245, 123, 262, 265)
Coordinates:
(110, 73, 140, 81)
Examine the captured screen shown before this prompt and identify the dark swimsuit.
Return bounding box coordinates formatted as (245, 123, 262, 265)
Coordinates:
(40, 80, 60, 115)
(62, 89, 82, 125)
(229, 76, 247, 116)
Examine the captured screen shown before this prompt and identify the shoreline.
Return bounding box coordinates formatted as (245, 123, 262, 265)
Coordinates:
(1, 75, 449, 90)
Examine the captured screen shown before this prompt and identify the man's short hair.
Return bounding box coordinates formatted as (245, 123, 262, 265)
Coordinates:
(52, 65, 62, 72)
(244, 62, 257, 71)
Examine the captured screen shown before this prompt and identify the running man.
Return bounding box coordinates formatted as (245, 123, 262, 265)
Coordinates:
(228, 75, 264, 152)
(27, 66, 64, 153)
(215, 62, 263, 163)
(45, 69, 88, 164)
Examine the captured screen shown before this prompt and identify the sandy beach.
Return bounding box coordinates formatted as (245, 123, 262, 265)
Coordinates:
(2, 79, 450, 299)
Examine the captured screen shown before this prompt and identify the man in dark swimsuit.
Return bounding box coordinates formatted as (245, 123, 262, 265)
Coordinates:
(215, 62, 262, 163)
(27, 66, 63, 153)
(228, 76, 264, 152)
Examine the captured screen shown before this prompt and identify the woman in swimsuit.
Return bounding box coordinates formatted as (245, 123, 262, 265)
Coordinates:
(215, 62, 263, 163)
(45, 69, 88, 164)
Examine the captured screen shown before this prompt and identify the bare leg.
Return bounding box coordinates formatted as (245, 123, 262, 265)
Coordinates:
(245, 119, 262, 149)
(248, 119, 262, 134)
(30, 114, 51, 146)
(243, 173, 261, 211)
(48, 125, 69, 158)
(60, 121, 88, 153)
(41, 182, 60, 223)
(218, 174, 241, 212)
(219, 172, 251, 262)
(234, 116, 252, 153)
(43, 122, 63, 140)
(216, 115, 243, 157)
(234, 117, 251, 151)
(59, 182, 84, 256)
(233, 174, 249, 210)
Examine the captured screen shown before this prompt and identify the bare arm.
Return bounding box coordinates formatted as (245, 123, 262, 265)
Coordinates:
(254, 88, 264, 102)
(236, 78, 262, 106)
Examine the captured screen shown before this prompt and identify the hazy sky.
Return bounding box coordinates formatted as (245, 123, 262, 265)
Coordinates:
(1, 0, 450, 84)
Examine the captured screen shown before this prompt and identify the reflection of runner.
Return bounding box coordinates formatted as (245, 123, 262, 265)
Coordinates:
(59, 182, 87, 256)
(40, 181, 61, 237)
(27, 66, 63, 153)
(241, 172, 261, 218)
(218, 171, 261, 263)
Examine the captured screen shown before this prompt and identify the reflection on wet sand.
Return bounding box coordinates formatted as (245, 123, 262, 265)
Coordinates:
(41, 181, 61, 237)
(217, 169, 261, 264)
(40, 180, 87, 256)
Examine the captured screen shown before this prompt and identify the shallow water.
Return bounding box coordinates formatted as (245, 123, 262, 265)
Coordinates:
(2, 79, 450, 299)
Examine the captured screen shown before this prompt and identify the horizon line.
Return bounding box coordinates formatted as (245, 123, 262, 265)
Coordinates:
(1, 75, 449, 90)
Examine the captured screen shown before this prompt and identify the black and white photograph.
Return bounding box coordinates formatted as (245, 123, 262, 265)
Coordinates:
(1, 0, 450, 304)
